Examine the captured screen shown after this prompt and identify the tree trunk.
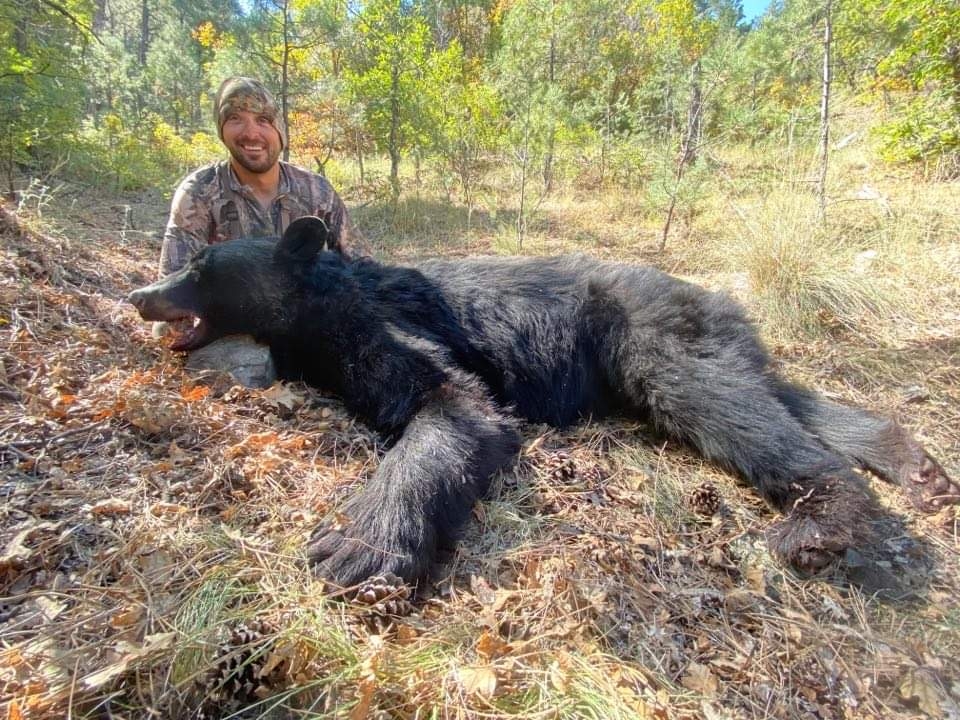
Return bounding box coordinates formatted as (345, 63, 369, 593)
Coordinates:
(388, 61, 402, 202)
(92, 0, 107, 33)
(816, 0, 833, 222)
(542, 14, 557, 193)
(516, 101, 532, 251)
(356, 126, 365, 186)
(684, 59, 703, 167)
(280, 0, 291, 162)
(139, 0, 150, 66)
(659, 59, 704, 252)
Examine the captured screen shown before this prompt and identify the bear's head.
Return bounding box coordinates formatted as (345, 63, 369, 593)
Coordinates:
(128, 216, 336, 351)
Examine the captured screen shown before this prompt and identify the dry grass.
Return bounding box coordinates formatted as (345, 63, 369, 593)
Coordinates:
(1, 140, 959, 720)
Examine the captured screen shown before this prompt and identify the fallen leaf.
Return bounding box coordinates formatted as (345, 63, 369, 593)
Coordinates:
(83, 633, 176, 689)
(180, 384, 210, 402)
(548, 660, 568, 692)
(1, 522, 60, 570)
(899, 669, 943, 717)
(458, 665, 497, 697)
(148, 502, 188, 516)
(476, 630, 511, 661)
(744, 564, 765, 593)
(110, 606, 144, 628)
(167, 441, 190, 463)
(261, 383, 305, 410)
(226, 431, 280, 458)
(35, 596, 67, 621)
(682, 662, 719, 698)
(91, 498, 132, 516)
(470, 575, 497, 606)
(350, 677, 376, 720)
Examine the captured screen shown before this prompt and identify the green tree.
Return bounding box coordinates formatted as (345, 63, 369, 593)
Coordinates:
(344, 0, 436, 200)
(425, 39, 502, 225)
(867, 0, 959, 168)
(0, 0, 93, 194)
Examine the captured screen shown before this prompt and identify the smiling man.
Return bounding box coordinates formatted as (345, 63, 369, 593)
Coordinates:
(158, 76, 367, 278)
(153, 76, 369, 385)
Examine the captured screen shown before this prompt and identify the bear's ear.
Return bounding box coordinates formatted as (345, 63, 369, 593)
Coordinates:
(276, 216, 334, 264)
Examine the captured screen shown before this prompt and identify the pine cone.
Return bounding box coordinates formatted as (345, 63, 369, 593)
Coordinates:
(689, 482, 722, 516)
(197, 619, 285, 718)
(542, 451, 578, 483)
(351, 573, 414, 617)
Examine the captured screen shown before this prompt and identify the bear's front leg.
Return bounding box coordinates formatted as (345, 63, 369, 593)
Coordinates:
(307, 381, 520, 588)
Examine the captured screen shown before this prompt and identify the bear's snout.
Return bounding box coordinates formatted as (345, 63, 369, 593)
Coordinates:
(127, 287, 148, 312)
(126, 281, 190, 322)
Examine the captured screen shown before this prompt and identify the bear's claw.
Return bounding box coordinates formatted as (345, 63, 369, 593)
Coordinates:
(903, 453, 960, 512)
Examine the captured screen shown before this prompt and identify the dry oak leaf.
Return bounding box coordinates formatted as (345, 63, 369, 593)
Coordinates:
(899, 669, 945, 718)
(1, 522, 61, 570)
(261, 382, 305, 411)
(180, 384, 210, 402)
(476, 630, 512, 661)
(681, 662, 719, 698)
(83, 632, 176, 689)
(457, 665, 498, 698)
(91, 498, 132, 516)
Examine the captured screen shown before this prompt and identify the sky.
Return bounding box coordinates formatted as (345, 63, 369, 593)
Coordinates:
(741, 0, 772, 23)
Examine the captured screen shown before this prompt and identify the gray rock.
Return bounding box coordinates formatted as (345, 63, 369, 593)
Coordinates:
(186, 335, 276, 389)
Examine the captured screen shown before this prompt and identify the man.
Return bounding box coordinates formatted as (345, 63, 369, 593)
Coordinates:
(154, 76, 369, 386)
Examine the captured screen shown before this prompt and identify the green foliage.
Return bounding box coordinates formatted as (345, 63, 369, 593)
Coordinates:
(425, 41, 503, 212)
(2, 0, 957, 196)
(0, 0, 91, 190)
(868, 0, 960, 166)
(65, 114, 220, 191)
(344, 0, 435, 152)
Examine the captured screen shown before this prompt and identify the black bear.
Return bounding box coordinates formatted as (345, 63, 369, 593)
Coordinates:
(128, 217, 958, 588)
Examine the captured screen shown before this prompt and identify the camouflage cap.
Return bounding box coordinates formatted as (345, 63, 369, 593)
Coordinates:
(214, 76, 287, 149)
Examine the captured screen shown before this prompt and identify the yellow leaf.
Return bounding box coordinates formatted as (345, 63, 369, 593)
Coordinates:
(261, 383, 305, 410)
(110, 606, 144, 628)
(148, 502, 189, 516)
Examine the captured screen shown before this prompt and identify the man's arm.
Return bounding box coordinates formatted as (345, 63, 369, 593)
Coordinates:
(329, 195, 373, 259)
(158, 177, 214, 278)
(154, 174, 214, 338)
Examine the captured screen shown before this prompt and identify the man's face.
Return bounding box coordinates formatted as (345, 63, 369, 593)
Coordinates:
(221, 109, 282, 174)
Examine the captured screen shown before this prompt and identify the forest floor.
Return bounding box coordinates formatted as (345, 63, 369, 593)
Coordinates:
(1, 153, 959, 719)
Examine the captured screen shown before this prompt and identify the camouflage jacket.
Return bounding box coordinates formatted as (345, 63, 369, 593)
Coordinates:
(158, 160, 369, 278)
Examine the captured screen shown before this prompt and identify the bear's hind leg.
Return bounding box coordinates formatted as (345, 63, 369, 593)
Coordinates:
(614, 345, 880, 571)
(773, 381, 959, 512)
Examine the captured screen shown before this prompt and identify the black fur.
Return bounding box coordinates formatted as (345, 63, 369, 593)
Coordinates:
(129, 217, 959, 587)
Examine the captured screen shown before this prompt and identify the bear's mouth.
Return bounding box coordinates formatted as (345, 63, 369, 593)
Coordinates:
(169, 316, 214, 352)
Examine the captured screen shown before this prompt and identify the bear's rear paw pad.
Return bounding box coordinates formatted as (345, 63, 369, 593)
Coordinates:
(306, 520, 420, 591)
(767, 516, 849, 574)
(305, 524, 368, 589)
(904, 454, 960, 512)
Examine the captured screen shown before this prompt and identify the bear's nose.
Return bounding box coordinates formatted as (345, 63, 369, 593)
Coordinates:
(127, 288, 147, 311)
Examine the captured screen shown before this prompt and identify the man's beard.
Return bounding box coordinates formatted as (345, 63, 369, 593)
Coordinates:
(229, 144, 281, 174)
